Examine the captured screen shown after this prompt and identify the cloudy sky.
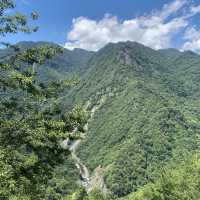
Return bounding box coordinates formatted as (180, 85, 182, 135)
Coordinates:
(4, 0, 200, 53)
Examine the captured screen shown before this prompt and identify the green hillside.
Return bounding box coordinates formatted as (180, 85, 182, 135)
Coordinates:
(1, 40, 200, 199)
(121, 154, 200, 200)
(62, 41, 200, 197)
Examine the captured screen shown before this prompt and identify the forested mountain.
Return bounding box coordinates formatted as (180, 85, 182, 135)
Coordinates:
(61, 41, 200, 198)
(1, 40, 200, 200)
(0, 41, 93, 82)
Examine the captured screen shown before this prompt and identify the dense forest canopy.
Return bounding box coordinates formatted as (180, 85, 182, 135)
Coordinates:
(0, 1, 88, 199)
(1, 1, 200, 200)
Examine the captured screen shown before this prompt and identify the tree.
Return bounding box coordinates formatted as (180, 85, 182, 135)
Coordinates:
(0, 1, 86, 199)
(0, 0, 38, 37)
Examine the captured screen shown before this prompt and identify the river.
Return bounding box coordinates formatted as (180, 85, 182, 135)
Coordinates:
(60, 96, 107, 192)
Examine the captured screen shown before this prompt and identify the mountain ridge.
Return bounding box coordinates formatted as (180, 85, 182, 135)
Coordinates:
(61, 40, 200, 197)
(1, 40, 200, 198)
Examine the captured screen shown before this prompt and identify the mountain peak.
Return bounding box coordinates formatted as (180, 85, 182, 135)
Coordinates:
(100, 41, 150, 51)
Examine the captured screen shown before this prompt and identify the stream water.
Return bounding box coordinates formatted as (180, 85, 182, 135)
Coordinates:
(60, 97, 107, 192)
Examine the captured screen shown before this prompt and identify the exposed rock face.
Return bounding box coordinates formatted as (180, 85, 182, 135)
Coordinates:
(88, 166, 108, 193)
(61, 97, 108, 193)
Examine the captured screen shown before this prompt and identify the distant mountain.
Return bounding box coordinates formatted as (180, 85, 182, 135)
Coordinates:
(61, 41, 200, 197)
(0, 41, 94, 82)
(158, 48, 182, 60)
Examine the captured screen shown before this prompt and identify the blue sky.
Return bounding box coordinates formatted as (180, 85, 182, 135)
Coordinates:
(4, 0, 200, 52)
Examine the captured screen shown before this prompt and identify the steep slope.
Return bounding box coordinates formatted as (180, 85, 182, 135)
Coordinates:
(121, 154, 200, 200)
(163, 50, 200, 98)
(64, 41, 200, 197)
(3, 40, 200, 198)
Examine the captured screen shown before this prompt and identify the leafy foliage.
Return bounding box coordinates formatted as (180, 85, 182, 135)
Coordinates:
(0, 0, 38, 36)
(0, 1, 88, 199)
(121, 154, 200, 200)
(63, 42, 200, 197)
(2, 1, 200, 198)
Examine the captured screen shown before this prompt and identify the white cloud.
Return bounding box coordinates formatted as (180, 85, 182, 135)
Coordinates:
(190, 4, 200, 15)
(160, 0, 187, 19)
(64, 0, 200, 52)
(182, 27, 200, 52)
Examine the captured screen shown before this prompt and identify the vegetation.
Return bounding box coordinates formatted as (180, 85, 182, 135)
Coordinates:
(121, 154, 200, 200)
(1, 1, 200, 199)
(64, 42, 200, 198)
(0, 1, 87, 199)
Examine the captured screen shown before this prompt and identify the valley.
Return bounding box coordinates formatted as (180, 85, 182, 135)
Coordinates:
(2, 1, 200, 199)
(1, 40, 200, 200)
(61, 96, 108, 193)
